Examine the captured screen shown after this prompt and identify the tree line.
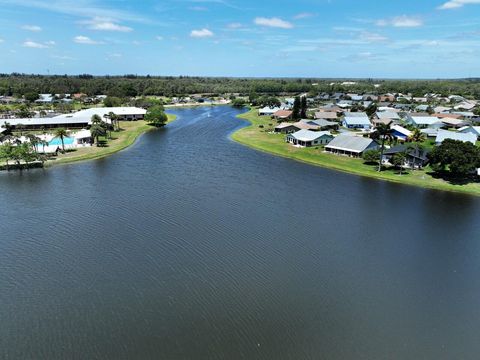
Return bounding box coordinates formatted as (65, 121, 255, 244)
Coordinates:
(2, 74, 480, 99)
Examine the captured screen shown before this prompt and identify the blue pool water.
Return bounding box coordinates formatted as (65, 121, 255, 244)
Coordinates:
(49, 137, 74, 146)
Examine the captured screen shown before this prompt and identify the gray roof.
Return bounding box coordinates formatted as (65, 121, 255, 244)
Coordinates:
(435, 129, 477, 145)
(326, 134, 378, 153)
(307, 119, 338, 127)
(288, 129, 332, 142)
(343, 114, 371, 126)
(376, 111, 401, 120)
(314, 111, 337, 119)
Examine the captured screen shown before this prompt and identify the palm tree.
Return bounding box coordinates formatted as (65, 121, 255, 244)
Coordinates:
(2, 121, 13, 136)
(371, 122, 394, 172)
(408, 128, 426, 143)
(54, 128, 68, 152)
(25, 134, 41, 153)
(90, 124, 106, 146)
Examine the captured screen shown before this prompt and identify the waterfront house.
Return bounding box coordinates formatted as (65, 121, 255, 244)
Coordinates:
(275, 122, 300, 134)
(286, 130, 333, 147)
(382, 145, 430, 169)
(325, 134, 379, 157)
(5, 107, 147, 130)
(342, 112, 371, 130)
(435, 129, 477, 145)
(258, 107, 279, 116)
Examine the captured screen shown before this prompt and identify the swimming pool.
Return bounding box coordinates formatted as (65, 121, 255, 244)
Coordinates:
(49, 137, 75, 146)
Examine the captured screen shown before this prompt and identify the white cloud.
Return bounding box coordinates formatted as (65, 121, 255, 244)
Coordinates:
(254, 17, 293, 29)
(0, 38, 4, 43)
(377, 15, 423, 28)
(73, 35, 103, 45)
(359, 31, 388, 42)
(190, 28, 214, 38)
(438, 0, 480, 9)
(227, 22, 243, 29)
(156, 35, 164, 40)
(21, 24, 42, 32)
(293, 13, 315, 20)
(80, 17, 133, 32)
(22, 40, 53, 48)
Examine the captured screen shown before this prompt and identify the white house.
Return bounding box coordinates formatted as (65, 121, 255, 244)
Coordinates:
(342, 112, 371, 130)
(286, 130, 333, 147)
(406, 116, 443, 129)
(458, 126, 480, 139)
(4, 107, 147, 130)
(435, 130, 477, 146)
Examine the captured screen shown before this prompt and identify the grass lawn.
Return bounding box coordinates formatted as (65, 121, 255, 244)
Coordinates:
(47, 113, 177, 166)
(233, 109, 480, 197)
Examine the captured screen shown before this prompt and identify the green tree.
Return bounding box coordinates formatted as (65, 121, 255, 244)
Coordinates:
(300, 96, 308, 118)
(408, 128, 426, 143)
(292, 96, 301, 120)
(0, 143, 14, 170)
(54, 128, 68, 152)
(24, 92, 39, 102)
(392, 152, 407, 175)
(371, 123, 394, 172)
(145, 105, 168, 127)
(90, 124, 106, 146)
(103, 96, 123, 107)
(362, 149, 381, 165)
(232, 98, 246, 108)
(428, 139, 480, 177)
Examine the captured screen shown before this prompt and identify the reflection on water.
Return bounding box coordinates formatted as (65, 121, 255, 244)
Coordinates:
(1, 106, 480, 359)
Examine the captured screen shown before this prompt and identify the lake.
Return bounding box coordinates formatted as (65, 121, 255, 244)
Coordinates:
(1, 106, 480, 359)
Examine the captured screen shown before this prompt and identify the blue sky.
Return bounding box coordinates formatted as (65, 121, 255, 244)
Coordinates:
(1, 0, 480, 78)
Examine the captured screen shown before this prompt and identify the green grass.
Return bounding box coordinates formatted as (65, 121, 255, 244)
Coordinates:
(46, 113, 177, 167)
(232, 109, 480, 196)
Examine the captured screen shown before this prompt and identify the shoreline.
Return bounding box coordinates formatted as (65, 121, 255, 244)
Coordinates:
(42, 113, 177, 168)
(165, 102, 230, 109)
(232, 108, 480, 197)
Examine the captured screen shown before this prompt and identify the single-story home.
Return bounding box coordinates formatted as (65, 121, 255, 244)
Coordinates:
(325, 134, 379, 157)
(435, 129, 477, 145)
(274, 122, 300, 134)
(391, 125, 412, 141)
(406, 115, 443, 129)
(3, 107, 147, 130)
(421, 128, 439, 138)
(286, 130, 333, 147)
(304, 119, 339, 130)
(440, 117, 469, 129)
(274, 110, 293, 121)
(314, 111, 338, 120)
(458, 126, 480, 139)
(258, 107, 280, 116)
(342, 112, 371, 130)
(382, 145, 430, 169)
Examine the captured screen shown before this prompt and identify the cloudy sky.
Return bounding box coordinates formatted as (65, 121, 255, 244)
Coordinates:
(0, 0, 480, 78)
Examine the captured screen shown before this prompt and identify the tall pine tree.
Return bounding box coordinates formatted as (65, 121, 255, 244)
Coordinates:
(292, 96, 301, 120)
(300, 96, 307, 119)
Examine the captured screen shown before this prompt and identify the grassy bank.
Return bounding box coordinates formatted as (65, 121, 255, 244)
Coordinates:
(232, 109, 480, 196)
(46, 113, 177, 167)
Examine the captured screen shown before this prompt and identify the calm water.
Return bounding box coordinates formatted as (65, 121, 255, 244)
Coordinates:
(1, 106, 480, 359)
